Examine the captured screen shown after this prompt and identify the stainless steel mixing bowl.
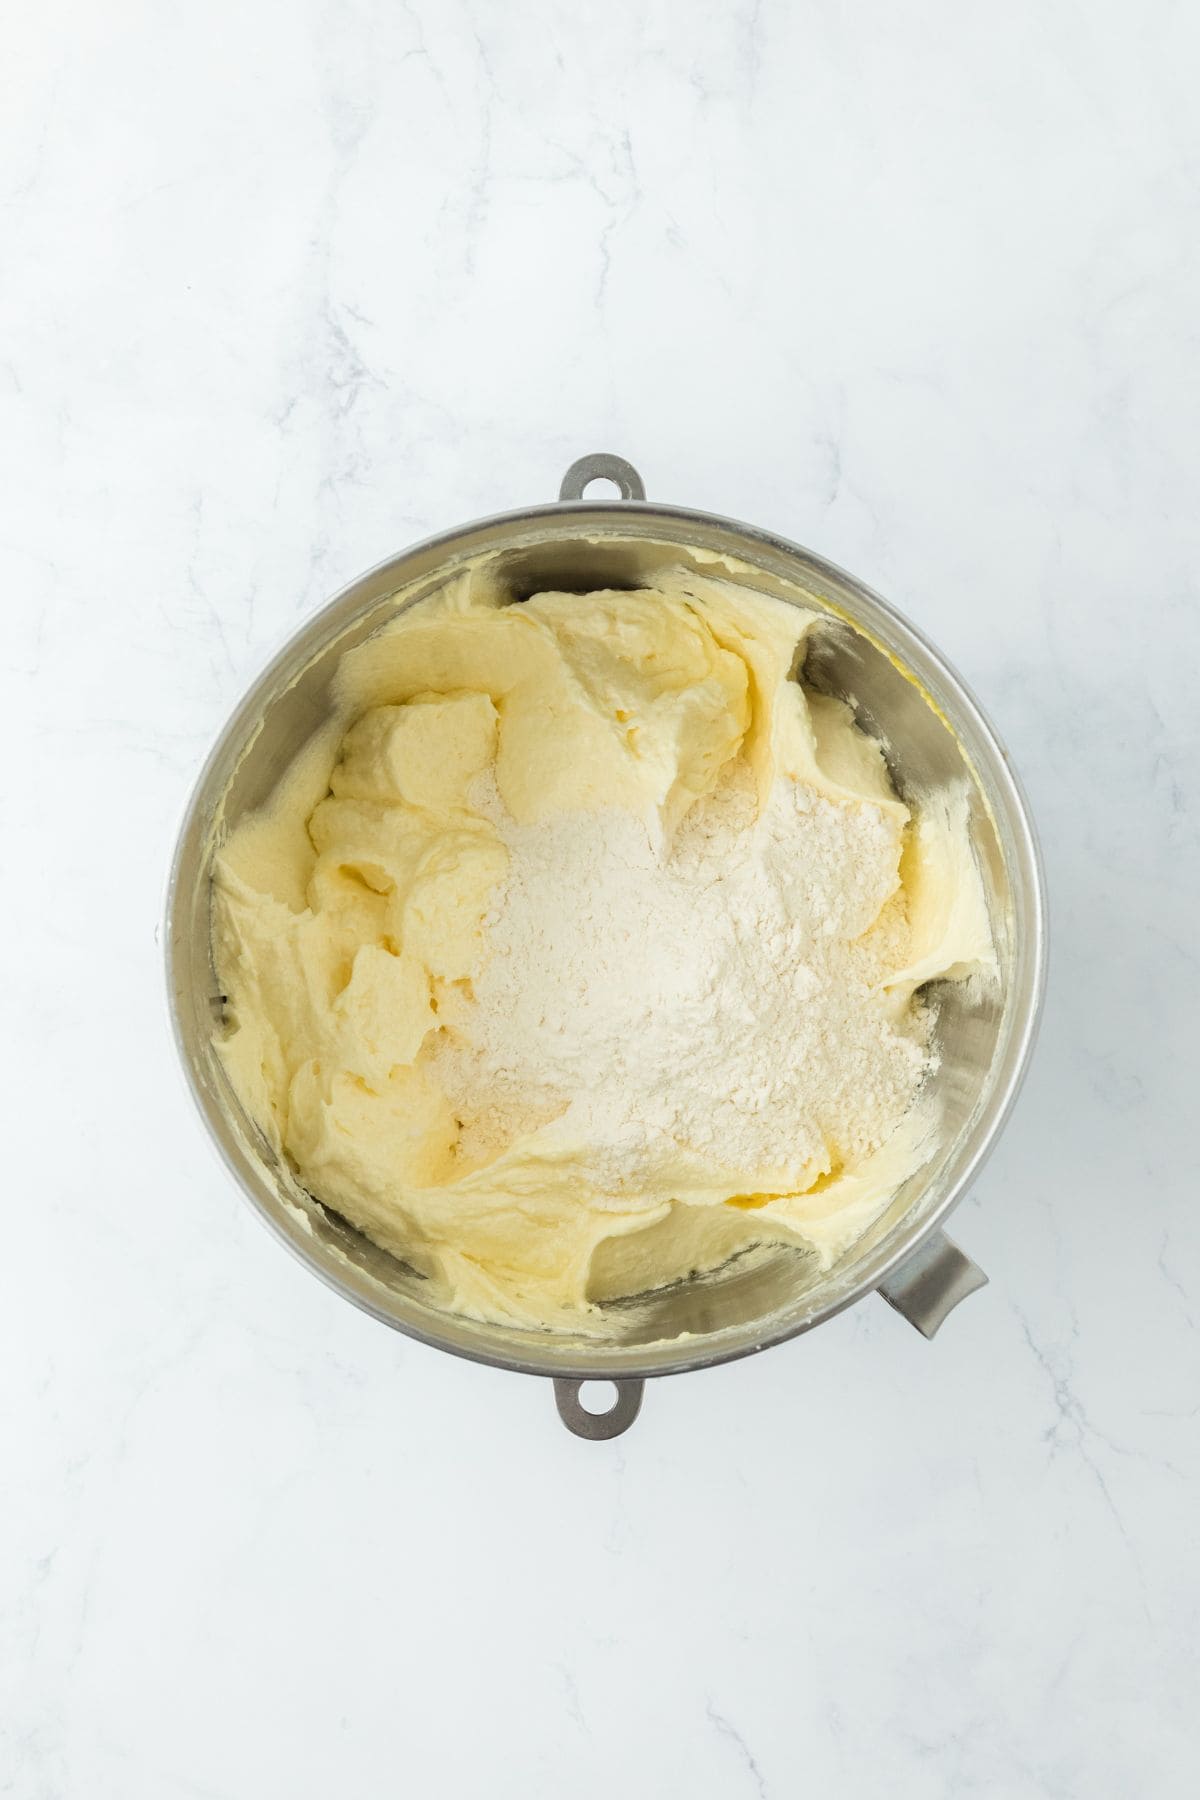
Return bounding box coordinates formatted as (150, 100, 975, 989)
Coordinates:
(166, 453, 1046, 1439)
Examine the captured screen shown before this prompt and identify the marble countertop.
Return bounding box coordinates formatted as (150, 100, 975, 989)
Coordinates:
(4, 2, 1198, 1794)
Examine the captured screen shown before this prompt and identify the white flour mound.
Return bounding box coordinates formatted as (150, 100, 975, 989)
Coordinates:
(430, 767, 931, 1199)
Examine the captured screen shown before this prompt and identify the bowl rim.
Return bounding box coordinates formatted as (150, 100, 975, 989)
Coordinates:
(165, 493, 1048, 1381)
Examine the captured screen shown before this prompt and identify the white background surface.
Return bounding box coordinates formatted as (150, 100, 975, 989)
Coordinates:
(3, 2, 1198, 1795)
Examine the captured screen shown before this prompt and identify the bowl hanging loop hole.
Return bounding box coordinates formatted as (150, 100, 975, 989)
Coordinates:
(558, 453, 646, 503)
(553, 1377, 645, 1439)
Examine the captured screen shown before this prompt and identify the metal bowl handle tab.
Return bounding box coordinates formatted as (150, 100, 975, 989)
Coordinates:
(877, 1230, 987, 1338)
(559, 453, 646, 503)
(554, 1377, 645, 1440)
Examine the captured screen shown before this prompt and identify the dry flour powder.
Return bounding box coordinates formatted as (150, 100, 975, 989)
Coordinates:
(430, 767, 932, 1200)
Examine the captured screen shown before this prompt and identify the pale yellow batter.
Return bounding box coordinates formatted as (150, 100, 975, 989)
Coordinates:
(213, 566, 993, 1329)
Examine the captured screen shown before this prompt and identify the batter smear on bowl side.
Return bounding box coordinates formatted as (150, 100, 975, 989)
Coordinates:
(212, 567, 994, 1329)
